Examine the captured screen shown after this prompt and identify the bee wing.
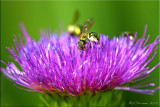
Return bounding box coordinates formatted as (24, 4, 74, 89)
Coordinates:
(82, 19, 95, 34)
(71, 10, 80, 25)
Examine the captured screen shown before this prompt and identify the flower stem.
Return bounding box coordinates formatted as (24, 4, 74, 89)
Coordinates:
(40, 90, 125, 107)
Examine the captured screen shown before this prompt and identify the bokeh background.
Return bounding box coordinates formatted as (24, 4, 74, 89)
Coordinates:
(1, 1, 159, 107)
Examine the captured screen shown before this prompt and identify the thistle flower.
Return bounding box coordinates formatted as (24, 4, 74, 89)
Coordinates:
(1, 25, 160, 97)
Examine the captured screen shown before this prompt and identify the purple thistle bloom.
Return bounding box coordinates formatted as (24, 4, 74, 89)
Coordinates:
(1, 24, 160, 96)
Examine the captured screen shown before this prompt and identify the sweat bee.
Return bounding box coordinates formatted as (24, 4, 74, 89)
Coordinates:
(67, 10, 83, 36)
(78, 19, 100, 50)
(120, 32, 134, 41)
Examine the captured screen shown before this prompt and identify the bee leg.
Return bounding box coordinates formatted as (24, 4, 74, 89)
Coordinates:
(97, 41, 101, 48)
(83, 46, 87, 51)
(89, 41, 92, 48)
(94, 41, 99, 46)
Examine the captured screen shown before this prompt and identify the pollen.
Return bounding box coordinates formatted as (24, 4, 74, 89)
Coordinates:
(75, 27, 81, 35)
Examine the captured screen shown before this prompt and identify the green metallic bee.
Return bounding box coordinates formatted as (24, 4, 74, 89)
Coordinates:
(78, 19, 100, 50)
(67, 10, 83, 36)
(120, 32, 134, 41)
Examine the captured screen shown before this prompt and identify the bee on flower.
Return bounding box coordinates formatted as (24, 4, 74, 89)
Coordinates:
(78, 19, 100, 50)
(1, 24, 160, 98)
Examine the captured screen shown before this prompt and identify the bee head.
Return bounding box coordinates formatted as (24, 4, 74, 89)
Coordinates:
(121, 32, 134, 41)
(89, 32, 98, 38)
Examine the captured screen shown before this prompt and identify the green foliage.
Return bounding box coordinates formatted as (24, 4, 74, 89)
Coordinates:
(40, 91, 125, 107)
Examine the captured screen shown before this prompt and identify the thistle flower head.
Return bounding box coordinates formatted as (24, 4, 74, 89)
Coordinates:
(1, 24, 160, 96)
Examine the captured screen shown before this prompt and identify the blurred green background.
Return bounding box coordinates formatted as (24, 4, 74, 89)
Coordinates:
(0, 1, 159, 107)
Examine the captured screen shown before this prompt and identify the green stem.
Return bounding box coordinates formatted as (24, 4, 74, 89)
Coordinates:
(40, 91, 125, 107)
